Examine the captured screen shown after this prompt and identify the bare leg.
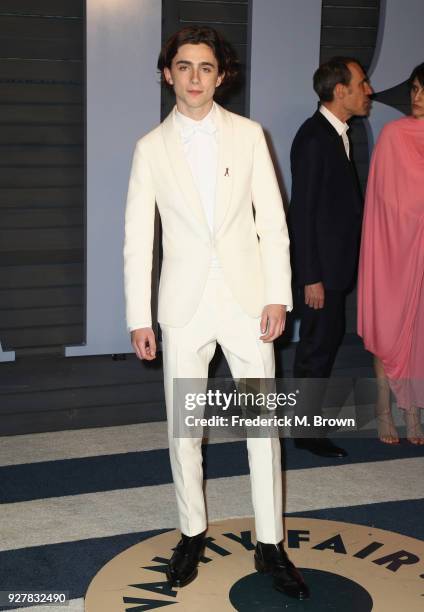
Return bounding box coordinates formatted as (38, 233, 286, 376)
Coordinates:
(374, 357, 399, 444)
(403, 406, 424, 445)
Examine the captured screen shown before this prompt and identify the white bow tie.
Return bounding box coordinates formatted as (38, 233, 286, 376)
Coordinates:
(180, 118, 217, 144)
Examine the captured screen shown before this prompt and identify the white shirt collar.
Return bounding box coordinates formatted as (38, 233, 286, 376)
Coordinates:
(319, 104, 349, 136)
(174, 102, 217, 136)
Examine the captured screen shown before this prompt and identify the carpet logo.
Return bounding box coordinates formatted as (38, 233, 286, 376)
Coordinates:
(85, 517, 424, 611)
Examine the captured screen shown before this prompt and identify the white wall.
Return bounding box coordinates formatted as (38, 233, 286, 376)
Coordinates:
(65, 0, 161, 356)
(250, 0, 322, 341)
(60, 0, 423, 357)
(250, 0, 322, 197)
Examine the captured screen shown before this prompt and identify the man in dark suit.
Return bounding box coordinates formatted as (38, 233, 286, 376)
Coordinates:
(289, 57, 372, 457)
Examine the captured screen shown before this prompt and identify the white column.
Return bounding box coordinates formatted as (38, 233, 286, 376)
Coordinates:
(65, 0, 161, 356)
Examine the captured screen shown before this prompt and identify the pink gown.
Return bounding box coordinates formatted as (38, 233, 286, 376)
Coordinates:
(357, 116, 424, 409)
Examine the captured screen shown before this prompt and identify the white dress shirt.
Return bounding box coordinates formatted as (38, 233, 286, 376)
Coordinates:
(319, 104, 350, 159)
(174, 103, 220, 268)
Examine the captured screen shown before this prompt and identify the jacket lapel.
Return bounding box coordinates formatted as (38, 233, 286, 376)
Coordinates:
(161, 109, 209, 229)
(214, 103, 234, 234)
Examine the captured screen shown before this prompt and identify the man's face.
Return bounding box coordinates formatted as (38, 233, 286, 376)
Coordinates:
(410, 77, 424, 119)
(164, 43, 223, 117)
(341, 62, 373, 118)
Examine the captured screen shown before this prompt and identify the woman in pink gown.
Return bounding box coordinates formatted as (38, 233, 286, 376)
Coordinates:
(358, 63, 424, 445)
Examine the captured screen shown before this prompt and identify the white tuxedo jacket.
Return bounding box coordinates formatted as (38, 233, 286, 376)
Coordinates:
(124, 103, 292, 329)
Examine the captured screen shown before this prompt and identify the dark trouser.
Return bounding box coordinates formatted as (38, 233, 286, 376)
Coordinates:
(293, 288, 346, 437)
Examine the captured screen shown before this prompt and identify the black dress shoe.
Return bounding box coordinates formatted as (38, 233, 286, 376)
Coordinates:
(255, 541, 309, 600)
(294, 437, 347, 457)
(166, 531, 206, 587)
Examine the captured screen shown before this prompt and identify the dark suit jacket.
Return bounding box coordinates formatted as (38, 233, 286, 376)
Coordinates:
(288, 110, 363, 291)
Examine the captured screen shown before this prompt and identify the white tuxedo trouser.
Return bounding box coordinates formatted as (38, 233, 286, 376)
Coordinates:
(161, 267, 284, 544)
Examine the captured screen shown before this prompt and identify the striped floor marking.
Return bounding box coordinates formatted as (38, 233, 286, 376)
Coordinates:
(1, 457, 422, 552)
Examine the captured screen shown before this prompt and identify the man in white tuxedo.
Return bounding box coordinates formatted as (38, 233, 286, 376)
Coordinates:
(124, 26, 308, 600)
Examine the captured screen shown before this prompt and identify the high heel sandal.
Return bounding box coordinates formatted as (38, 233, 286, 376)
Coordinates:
(374, 367, 399, 444)
(403, 406, 424, 445)
(375, 408, 400, 444)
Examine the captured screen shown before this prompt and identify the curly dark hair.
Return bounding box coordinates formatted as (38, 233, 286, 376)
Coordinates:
(407, 62, 424, 89)
(157, 26, 239, 93)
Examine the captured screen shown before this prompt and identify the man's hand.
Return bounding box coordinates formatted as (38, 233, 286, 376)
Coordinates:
(260, 304, 286, 342)
(304, 282, 325, 309)
(131, 327, 157, 360)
